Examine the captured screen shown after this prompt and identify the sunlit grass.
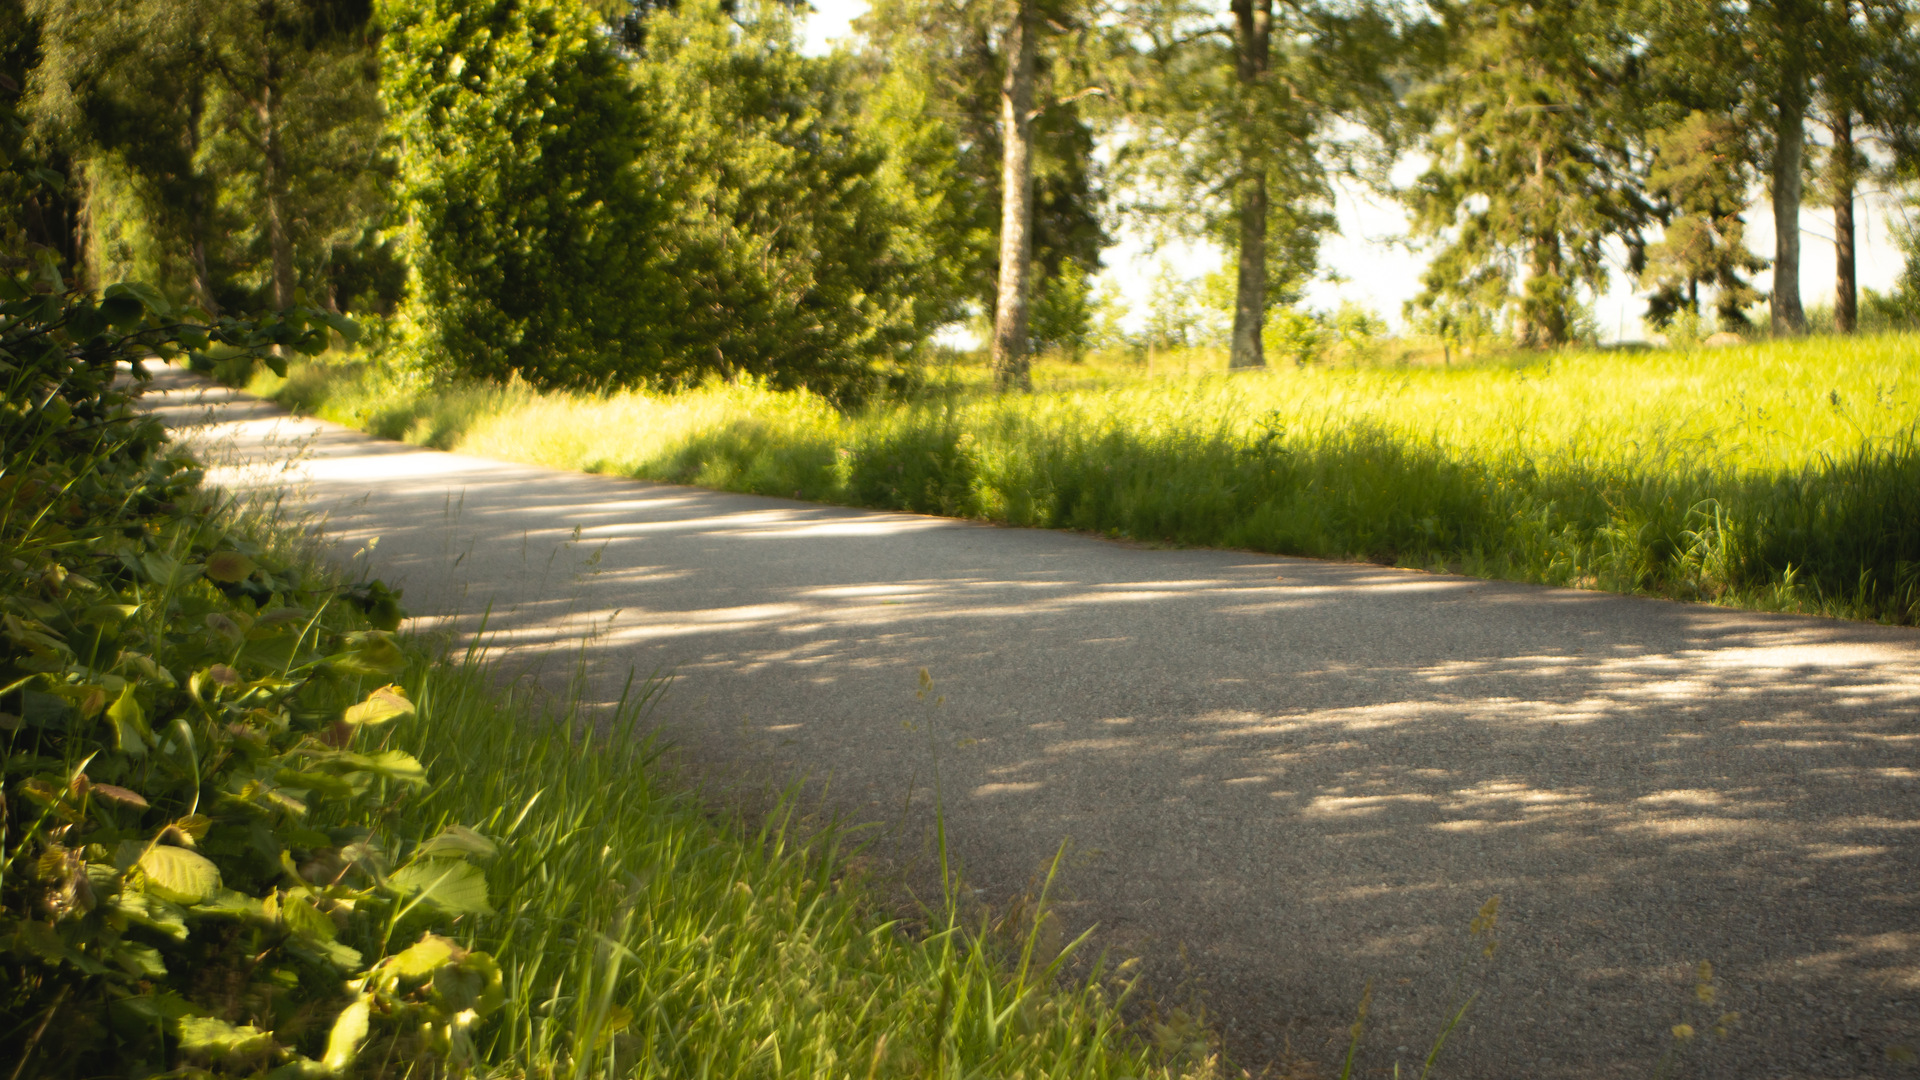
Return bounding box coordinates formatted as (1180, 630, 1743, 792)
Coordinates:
(255, 333, 1920, 622)
(382, 651, 1202, 1078)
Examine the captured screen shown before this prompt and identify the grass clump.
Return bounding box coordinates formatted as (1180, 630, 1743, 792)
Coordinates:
(263, 334, 1920, 623)
(386, 656, 1188, 1079)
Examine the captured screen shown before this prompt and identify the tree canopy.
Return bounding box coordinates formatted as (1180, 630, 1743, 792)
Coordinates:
(4, 0, 1918, 398)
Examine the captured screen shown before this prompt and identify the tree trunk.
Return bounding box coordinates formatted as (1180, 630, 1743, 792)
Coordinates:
(186, 80, 219, 317)
(1833, 108, 1857, 334)
(990, 0, 1036, 392)
(1227, 0, 1272, 370)
(1770, 86, 1807, 335)
(258, 28, 295, 310)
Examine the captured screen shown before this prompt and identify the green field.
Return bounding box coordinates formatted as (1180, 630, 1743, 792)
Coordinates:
(261, 334, 1920, 623)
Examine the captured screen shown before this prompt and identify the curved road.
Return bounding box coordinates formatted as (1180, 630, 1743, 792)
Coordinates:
(147, 370, 1920, 1078)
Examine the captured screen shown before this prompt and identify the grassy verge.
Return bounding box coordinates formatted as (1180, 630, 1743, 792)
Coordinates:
(385, 650, 1194, 1079)
(260, 335, 1920, 623)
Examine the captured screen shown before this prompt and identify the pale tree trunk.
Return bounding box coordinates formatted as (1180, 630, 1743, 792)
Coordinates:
(1771, 87, 1807, 335)
(185, 80, 219, 316)
(1227, 0, 1271, 369)
(1833, 108, 1857, 334)
(257, 24, 294, 310)
(990, 0, 1036, 392)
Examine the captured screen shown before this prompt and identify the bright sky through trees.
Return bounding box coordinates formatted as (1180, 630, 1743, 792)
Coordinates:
(800, 0, 1907, 341)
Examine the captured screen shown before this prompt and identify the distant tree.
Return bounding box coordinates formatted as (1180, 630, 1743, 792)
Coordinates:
(1029, 256, 1095, 358)
(26, 0, 385, 314)
(1405, 0, 1647, 347)
(1814, 0, 1920, 333)
(1118, 0, 1406, 368)
(1638, 110, 1765, 330)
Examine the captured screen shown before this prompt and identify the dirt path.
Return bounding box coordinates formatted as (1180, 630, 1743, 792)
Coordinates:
(147, 369, 1920, 1078)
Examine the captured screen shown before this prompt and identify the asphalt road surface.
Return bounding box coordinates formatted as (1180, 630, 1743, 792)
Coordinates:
(145, 368, 1920, 1078)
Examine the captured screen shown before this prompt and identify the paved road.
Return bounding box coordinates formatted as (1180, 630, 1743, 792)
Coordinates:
(147, 369, 1920, 1078)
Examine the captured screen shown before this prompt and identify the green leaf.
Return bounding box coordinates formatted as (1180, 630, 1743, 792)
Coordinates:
(109, 280, 173, 319)
(343, 684, 414, 726)
(178, 1015, 274, 1060)
(80, 603, 140, 628)
(321, 994, 371, 1074)
(188, 888, 270, 922)
(282, 894, 338, 942)
(364, 750, 426, 784)
(288, 935, 364, 972)
(332, 631, 407, 676)
(388, 858, 494, 916)
(110, 890, 189, 941)
(204, 551, 257, 584)
(139, 551, 180, 585)
(114, 941, 168, 978)
(137, 844, 222, 905)
(384, 933, 458, 978)
(415, 824, 497, 861)
(107, 683, 149, 756)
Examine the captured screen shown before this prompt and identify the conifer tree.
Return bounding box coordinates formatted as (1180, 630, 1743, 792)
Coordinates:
(1639, 110, 1765, 329)
(1405, 0, 1644, 346)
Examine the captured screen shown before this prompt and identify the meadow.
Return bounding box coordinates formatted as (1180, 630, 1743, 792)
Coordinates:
(258, 334, 1920, 623)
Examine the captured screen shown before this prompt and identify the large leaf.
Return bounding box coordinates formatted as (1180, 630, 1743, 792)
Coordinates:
(106, 683, 149, 756)
(384, 933, 458, 979)
(343, 684, 414, 727)
(388, 858, 494, 916)
(110, 890, 189, 941)
(138, 844, 221, 905)
(203, 550, 256, 584)
(332, 631, 407, 676)
(321, 994, 372, 1074)
(177, 1016, 273, 1060)
(415, 824, 497, 860)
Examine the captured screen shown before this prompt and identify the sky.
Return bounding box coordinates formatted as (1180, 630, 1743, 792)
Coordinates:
(798, 0, 1910, 342)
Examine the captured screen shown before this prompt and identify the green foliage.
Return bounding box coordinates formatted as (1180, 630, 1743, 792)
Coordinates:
(0, 266, 502, 1076)
(1115, 0, 1340, 305)
(1406, 0, 1646, 346)
(24, 0, 390, 314)
(1638, 111, 1765, 330)
(854, 0, 1111, 317)
(378, 0, 668, 388)
(638, 0, 942, 403)
(1030, 258, 1096, 359)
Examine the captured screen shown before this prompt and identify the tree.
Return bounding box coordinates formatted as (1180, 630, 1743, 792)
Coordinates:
(993, 0, 1038, 388)
(1638, 110, 1765, 329)
(856, 0, 1110, 390)
(636, 0, 951, 401)
(379, 0, 668, 385)
(1814, 0, 1920, 334)
(24, 0, 387, 314)
(1405, 0, 1645, 347)
(1120, 0, 1405, 368)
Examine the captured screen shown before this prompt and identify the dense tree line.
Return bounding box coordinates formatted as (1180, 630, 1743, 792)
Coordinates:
(2, 0, 1917, 399)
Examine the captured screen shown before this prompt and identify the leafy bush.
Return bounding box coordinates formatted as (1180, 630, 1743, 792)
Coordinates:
(378, 0, 670, 390)
(0, 264, 501, 1076)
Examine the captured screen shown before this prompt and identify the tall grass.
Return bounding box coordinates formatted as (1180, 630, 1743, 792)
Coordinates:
(260, 334, 1920, 622)
(381, 650, 1198, 1078)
